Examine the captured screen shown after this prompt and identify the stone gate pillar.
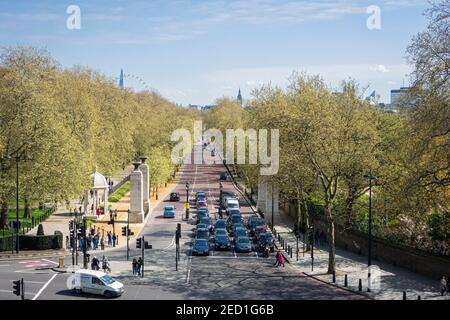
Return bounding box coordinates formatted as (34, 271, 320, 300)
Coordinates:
(139, 156, 150, 214)
(129, 161, 144, 223)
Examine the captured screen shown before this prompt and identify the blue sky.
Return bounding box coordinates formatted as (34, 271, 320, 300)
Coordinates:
(0, 0, 430, 105)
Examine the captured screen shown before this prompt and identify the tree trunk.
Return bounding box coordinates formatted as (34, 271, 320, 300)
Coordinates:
(344, 186, 357, 227)
(0, 201, 8, 229)
(24, 196, 31, 219)
(326, 205, 336, 274)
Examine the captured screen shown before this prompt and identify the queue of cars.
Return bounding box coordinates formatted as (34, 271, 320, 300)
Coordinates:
(191, 189, 275, 256)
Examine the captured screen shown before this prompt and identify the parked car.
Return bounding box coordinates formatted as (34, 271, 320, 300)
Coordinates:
(169, 192, 180, 201)
(195, 228, 210, 240)
(214, 233, 231, 250)
(72, 270, 124, 298)
(163, 205, 176, 218)
(192, 239, 210, 256)
(234, 236, 252, 253)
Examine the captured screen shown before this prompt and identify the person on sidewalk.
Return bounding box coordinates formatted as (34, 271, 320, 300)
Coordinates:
(100, 237, 105, 250)
(66, 236, 70, 249)
(132, 258, 138, 275)
(107, 232, 112, 246)
(440, 276, 447, 296)
(112, 233, 117, 246)
(137, 257, 143, 276)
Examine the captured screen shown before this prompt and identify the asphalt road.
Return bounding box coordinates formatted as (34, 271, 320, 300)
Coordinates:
(0, 143, 364, 300)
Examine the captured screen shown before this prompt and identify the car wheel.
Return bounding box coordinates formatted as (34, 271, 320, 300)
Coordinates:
(104, 291, 113, 298)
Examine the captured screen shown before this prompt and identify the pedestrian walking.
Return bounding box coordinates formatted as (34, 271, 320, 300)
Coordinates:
(137, 257, 143, 276)
(102, 256, 111, 273)
(132, 258, 138, 275)
(66, 236, 70, 249)
(278, 251, 285, 268)
(112, 233, 117, 246)
(91, 255, 100, 270)
(100, 237, 105, 250)
(440, 276, 447, 296)
(107, 232, 112, 246)
(274, 250, 281, 267)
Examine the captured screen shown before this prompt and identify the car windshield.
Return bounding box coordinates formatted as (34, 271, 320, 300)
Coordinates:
(101, 275, 115, 285)
(231, 216, 241, 223)
(216, 235, 228, 241)
(200, 218, 211, 225)
(216, 220, 226, 228)
(164, 206, 174, 210)
(195, 240, 208, 247)
(197, 224, 207, 229)
(197, 230, 209, 238)
(198, 208, 209, 213)
(228, 203, 238, 209)
(237, 238, 250, 244)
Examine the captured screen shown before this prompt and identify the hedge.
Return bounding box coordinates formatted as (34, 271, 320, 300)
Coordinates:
(0, 231, 63, 252)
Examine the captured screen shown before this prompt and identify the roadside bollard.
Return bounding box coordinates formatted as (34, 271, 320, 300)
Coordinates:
(344, 274, 348, 287)
(403, 291, 407, 300)
(417, 296, 421, 300)
(290, 247, 293, 258)
(287, 245, 290, 254)
(278, 234, 281, 242)
(332, 271, 336, 283)
(358, 279, 362, 291)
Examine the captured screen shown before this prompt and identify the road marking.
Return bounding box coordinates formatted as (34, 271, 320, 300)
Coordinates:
(0, 289, 37, 295)
(41, 259, 59, 265)
(0, 265, 10, 267)
(32, 273, 58, 300)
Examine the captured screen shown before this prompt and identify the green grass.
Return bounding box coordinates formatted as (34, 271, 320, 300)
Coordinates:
(108, 181, 131, 203)
(8, 208, 48, 224)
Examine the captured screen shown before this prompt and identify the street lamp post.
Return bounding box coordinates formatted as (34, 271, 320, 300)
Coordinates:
(271, 182, 274, 231)
(364, 170, 378, 292)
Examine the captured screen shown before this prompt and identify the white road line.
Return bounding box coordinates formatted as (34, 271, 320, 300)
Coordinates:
(41, 259, 59, 265)
(32, 273, 58, 300)
(0, 265, 10, 267)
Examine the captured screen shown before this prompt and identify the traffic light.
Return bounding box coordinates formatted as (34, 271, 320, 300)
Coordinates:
(69, 220, 74, 230)
(121, 226, 127, 236)
(12, 279, 21, 296)
(136, 238, 142, 249)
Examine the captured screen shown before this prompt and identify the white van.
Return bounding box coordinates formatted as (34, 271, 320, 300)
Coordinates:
(225, 198, 240, 210)
(72, 270, 124, 298)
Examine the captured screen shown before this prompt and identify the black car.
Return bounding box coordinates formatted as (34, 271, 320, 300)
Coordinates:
(192, 239, 210, 256)
(214, 234, 231, 250)
(169, 192, 180, 201)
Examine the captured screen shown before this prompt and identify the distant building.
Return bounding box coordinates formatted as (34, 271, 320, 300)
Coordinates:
(365, 90, 381, 105)
(237, 88, 243, 106)
(119, 69, 124, 88)
(202, 105, 217, 111)
(390, 87, 414, 107)
(188, 104, 202, 110)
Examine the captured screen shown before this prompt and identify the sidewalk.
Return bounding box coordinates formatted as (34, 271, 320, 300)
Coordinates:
(271, 210, 449, 300)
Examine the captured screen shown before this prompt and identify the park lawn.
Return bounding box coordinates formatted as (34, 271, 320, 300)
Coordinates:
(108, 181, 131, 203)
(7, 208, 48, 225)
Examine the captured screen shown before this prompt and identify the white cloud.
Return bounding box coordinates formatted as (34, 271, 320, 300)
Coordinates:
(370, 64, 391, 73)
